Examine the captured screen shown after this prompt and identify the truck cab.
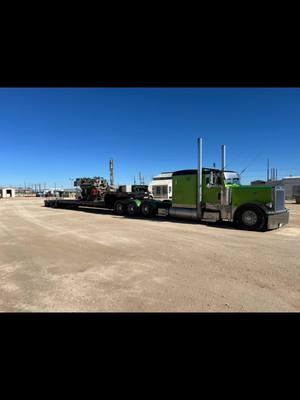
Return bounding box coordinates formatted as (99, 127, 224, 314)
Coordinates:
(170, 168, 289, 231)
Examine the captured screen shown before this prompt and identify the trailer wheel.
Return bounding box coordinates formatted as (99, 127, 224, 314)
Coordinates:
(234, 205, 266, 231)
(114, 201, 125, 215)
(141, 202, 154, 217)
(127, 202, 139, 217)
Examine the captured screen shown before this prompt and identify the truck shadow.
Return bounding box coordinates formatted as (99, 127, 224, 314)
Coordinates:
(64, 206, 239, 231)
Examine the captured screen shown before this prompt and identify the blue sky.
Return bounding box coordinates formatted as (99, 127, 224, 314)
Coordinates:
(0, 88, 299, 188)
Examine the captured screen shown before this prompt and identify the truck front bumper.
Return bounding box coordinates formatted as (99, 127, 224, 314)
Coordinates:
(266, 209, 289, 230)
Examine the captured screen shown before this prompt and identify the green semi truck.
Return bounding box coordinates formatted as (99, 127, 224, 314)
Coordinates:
(45, 139, 289, 231)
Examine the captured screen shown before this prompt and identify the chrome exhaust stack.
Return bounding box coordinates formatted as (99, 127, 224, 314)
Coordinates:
(221, 144, 226, 171)
(197, 138, 203, 220)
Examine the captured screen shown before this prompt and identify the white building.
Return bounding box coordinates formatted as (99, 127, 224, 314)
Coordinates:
(0, 188, 16, 198)
(281, 176, 300, 200)
(148, 172, 173, 201)
(251, 176, 300, 200)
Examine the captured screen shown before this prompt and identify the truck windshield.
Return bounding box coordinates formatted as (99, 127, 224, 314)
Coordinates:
(224, 172, 240, 185)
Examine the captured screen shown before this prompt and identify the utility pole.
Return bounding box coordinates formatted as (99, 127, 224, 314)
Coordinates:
(139, 172, 142, 185)
(109, 159, 114, 186)
(267, 159, 270, 181)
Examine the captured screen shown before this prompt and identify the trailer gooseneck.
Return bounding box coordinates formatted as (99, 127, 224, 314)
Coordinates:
(45, 139, 289, 231)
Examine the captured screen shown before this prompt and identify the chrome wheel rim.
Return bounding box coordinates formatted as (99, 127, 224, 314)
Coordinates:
(242, 210, 257, 226)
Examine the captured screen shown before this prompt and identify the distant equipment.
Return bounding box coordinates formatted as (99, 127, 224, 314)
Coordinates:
(138, 172, 145, 185)
(119, 185, 148, 194)
(74, 177, 112, 201)
(267, 159, 278, 182)
(72, 175, 149, 203)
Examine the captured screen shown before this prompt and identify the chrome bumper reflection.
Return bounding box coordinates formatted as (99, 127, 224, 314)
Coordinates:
(267, 209, 289, 230)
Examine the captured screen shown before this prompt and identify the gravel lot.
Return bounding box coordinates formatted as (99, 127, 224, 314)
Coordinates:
(0, 197, 299, 312)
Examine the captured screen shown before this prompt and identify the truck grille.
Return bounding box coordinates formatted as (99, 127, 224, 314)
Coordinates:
(274, 187, 285, 212)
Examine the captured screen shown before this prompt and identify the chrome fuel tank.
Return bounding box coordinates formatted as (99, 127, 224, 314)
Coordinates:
(168, 207, 198, 220)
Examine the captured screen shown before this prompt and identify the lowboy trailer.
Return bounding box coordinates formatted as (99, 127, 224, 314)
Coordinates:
(45, 139, 289, 231)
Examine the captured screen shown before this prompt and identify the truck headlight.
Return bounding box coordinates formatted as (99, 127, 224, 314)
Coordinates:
(265, 202, 273, 209)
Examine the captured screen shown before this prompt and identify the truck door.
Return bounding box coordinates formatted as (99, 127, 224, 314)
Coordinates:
(203, 171, 221, 208)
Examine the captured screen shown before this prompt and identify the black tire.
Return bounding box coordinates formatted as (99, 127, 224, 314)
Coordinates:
(127, 201, 139, 217)
(114, 200, 125, 215)
(234, 205, 266, 231)
(140, 202, 154, 217)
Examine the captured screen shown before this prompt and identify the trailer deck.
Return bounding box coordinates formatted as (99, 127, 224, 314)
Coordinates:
(45, 199, 107, 208)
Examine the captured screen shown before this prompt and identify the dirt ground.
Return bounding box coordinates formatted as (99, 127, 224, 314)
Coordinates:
(0, 197, 299, 312)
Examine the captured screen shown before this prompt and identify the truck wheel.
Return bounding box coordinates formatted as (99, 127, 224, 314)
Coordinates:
(235, 206, 266, 231)
(141, 202, 154, 217)
(127, 202, 139, 217)
(114, 201, 125, 215)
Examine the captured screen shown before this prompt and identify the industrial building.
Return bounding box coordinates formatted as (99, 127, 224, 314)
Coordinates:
(251, 176, 300, 200)
(148, 172, 173, 200)
(0, 188, 16, 198)
(61, 188, 78, 198)
(15, 188, 35, 197)
(281, 176, 300, 200)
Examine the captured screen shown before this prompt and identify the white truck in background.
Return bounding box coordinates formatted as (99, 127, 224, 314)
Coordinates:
(148, 172, 173, 201)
